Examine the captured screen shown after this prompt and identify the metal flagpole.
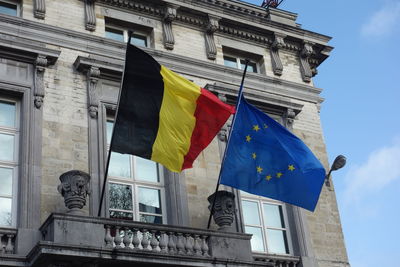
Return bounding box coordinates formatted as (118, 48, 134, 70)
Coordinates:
(207, 60, 249, 229)
(97, 32, 133, 217)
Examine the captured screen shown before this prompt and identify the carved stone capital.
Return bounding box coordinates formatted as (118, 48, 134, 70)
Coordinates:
(34, 55, 48, 109)
(206, 15, 220, 34)
(58, 170, 90, 215)
(85, 0, 96, 31)
(208, 190, 236, 232)
(162, 5, 179, 50)
(271, 33, 286, 51)
(87, 66, 100, 118)
(299, 42, 314, 83)
(33, 0, 46, 19)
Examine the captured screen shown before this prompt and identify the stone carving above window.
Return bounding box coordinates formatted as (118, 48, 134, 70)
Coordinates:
(163, 4, 179, 50)
(270, 33, 286, 76)
(299, 42, 314, 83)
(205, 15, 220, 60)
(33, 0, 46, 19)
(34, 54, 48, 109)
(87, 66, 101, 118)
(85, 0, 96, 31)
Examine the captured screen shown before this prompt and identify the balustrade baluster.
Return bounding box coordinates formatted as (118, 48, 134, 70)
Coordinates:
(114, 226, 122, 248)
(200, 235, 209, 257)
(176, 233, 185, 254)
(193, 234, 202, 256)
(5, 234, 13, 254)
(104, 225, 113, 248)
(184, 234, 193, 255)
(167, 232, 176, 254)
(150, 230, 159, 252)
(0, 234, 4, 254)
(159, 231, 168, 253)
(123, 227, 131, 249)
(132, 228, 140, 249)
(141, 229, 150, 250)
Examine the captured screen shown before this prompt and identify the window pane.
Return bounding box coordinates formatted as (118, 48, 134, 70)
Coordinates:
(242, 200, 261, 225)
(0, 2, 17, 16)
(223, 56, 238, 68)
(140, 214, 163, 224)
(245, 226, 265, 252)
(266, 229, 288, 254)
(0, 168, 13, 196)
(110, 210, 133, 220)
(0, 133, 14, 161)
(109, 183, 133, 210)
(263, 204, 284, 228)
(241, 60, 257, 73)
(136, 157, 158, 182)
(131, 34, 147, 47)
(106, 121, 113, 144)
(0, 101, 16, 127)
(0, 197, 11, 226)
(109, 152, 131, 178)
(105, 27, 124, 42)
(138, 187, 161, 214)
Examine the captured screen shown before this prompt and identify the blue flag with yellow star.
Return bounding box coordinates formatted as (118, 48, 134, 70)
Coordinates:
(220, 96, 326, 211)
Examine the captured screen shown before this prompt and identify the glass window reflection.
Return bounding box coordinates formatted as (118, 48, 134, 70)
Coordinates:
(266, 229, 288, 254)
(0, 133, 14, 161)
(109, 152, 131, 178)
(0, 101, 15, 127)
(0, 197, 12, 226)
(0, 168, 13, 196)
(242, 200, 260, 225)
(138, 187, 161, 214)
(109, 183, 133, 210)
(245, 226, 265, 252)
(263, 204, 284, 228)
(136, 157, 158, 182)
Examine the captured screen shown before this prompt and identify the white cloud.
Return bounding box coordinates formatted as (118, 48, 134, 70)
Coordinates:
(361, 1, 400, 37)
(342, 137, 400, 204)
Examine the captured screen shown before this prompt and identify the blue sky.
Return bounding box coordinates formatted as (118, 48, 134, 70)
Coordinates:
(242, 1, 400, 266)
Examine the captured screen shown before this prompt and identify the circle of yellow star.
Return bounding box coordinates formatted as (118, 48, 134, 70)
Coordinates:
(288, 165, 295, 171)
(252, 153, 257, 159)
(246, 135, 251, 142)
(276, 172, 283, 178)
(257, 166, 263, 173)
(266, 175, 272, 181)
(253, 125, 260, 132)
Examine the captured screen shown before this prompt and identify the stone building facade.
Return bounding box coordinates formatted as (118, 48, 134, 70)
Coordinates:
(0, 0, 349, 266)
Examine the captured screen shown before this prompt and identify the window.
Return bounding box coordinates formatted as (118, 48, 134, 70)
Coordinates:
(0, 97, 19, 227)
(106, 118, 165, 224)
(223, 55, 258, 73)
(241, 192, 290, 255)
(0, 0, 18, 16)
(105, 21, 149, 47)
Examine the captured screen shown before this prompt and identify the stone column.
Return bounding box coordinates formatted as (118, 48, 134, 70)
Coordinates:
(58, 170, 90, 215)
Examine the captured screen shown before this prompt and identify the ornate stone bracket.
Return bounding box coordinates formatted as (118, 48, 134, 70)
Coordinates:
(85, 0, 96, 31)
(299, 42, 313, 83)
(33, 0, 46, 19)
(34, 55, 48, 109)
(87, 66, 101, 118)
(270, 33, 286, 76)
(284, 108, 296, 128)
(58, 170, 90, 215)
(205, 15, 220, 60)
(163, 4, 179, 50)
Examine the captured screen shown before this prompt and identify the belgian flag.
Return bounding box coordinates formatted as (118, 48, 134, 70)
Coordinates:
(111, 44, 235, 172)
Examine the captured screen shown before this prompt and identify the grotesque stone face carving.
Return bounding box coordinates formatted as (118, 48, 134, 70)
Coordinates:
(208, 191, 236, 232)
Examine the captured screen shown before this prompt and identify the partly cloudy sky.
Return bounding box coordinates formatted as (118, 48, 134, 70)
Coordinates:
(361, 1, 400, 37)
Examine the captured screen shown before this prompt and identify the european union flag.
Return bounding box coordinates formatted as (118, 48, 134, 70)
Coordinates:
(220, 96, 326, 211)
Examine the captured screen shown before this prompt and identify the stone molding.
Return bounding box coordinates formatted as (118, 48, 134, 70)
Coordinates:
(85, 0, 97, 31)
(162, 4, 179, 50)
(299, 42, 313, 83)
(205, 15, 220, 60)
(270, 33, 286, 76)
(33, 0, 46, 19)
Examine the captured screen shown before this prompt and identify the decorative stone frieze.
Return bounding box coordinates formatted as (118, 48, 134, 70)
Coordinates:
(57, 170, 90, 215)
(205, 15, 220, 60)
(87, 66, 101, 118)
(34, 54, 48, 109)
(299, 42, 313, 83)
(85, 0, 96, 31)
(33, 0, 46, 19)
(208, 190, 236, 232)
(163, 4, 179, 50)
(270, 33, 286, 76)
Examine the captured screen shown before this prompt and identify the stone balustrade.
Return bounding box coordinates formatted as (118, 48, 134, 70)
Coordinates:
(104, 224, 210, 256)
(0, 228, 17, 254)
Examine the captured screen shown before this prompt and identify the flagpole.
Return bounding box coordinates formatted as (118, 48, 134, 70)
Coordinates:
(97, 32, 133, 217)
(207, 60, 249, 229)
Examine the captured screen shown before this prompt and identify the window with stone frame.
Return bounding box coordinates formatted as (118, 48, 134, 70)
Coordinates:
(105, 113, 166, 224)
(0, 96, 19, 227)
(0, 0, 19, 16)
(104, 18, 150, 48)
(223, 55, 258, 73)
(222, 47, 263, 74)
